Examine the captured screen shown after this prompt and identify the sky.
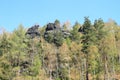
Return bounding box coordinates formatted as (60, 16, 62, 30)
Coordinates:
(0, 0, 120, 32)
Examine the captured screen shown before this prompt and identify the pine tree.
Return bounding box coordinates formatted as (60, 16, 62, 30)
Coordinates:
(80, 17, 96, 80)
(71, 22, 81, 42)
(93, 18, 106, 79)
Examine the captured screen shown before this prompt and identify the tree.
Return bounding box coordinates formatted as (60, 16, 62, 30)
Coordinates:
(54, 19, 60, 28)
(58, 43, 71, 80)
(71, 22, 81, 42)
(62, 21, 71, 30)
(80, 17, 96, 80)
(92, 19, 106, 79)
(0, 32, 14, 80)
(94, 18, 106, 43)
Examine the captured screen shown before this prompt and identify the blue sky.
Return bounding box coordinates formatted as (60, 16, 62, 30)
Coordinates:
(0, 0, 120, 32)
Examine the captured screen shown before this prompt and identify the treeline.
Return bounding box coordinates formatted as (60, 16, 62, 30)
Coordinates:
(0, 17, 120, 80)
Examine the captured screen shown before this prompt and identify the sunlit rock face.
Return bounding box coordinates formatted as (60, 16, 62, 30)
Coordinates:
(26, 24, 40, 38)
(45, 23, 61, 31)
(44, 23, 71, 39)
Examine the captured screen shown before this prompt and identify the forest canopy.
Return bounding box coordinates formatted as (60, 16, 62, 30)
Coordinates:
(0, 18, 120, 80)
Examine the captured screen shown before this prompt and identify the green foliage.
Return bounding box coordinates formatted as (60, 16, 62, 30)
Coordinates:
(55, 19, 60, 28)
(28, 56, 41, 76)
(0, 18, 120, 80)
(71, 22, 81, 42)
(94, 18, 106, 42)
(81, 17, 95, 54)
(65, 37, 71, 46)
(54, 31, 64, 47)
(44, 30, 64, 47)
(0, 58, 13, 80)
(55, 19, 60, 25)
(0, 32, 13, 56)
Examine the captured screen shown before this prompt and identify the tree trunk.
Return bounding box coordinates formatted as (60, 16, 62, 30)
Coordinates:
(56, 46, 59, 78)
(68, 56, 71, 80)
(119, 53, 120, 63)
(104, 54, 109, 80)
(86, 54, 89, 80)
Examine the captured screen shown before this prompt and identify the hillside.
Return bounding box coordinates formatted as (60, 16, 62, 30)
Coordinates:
(0, 18, 120, 80)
